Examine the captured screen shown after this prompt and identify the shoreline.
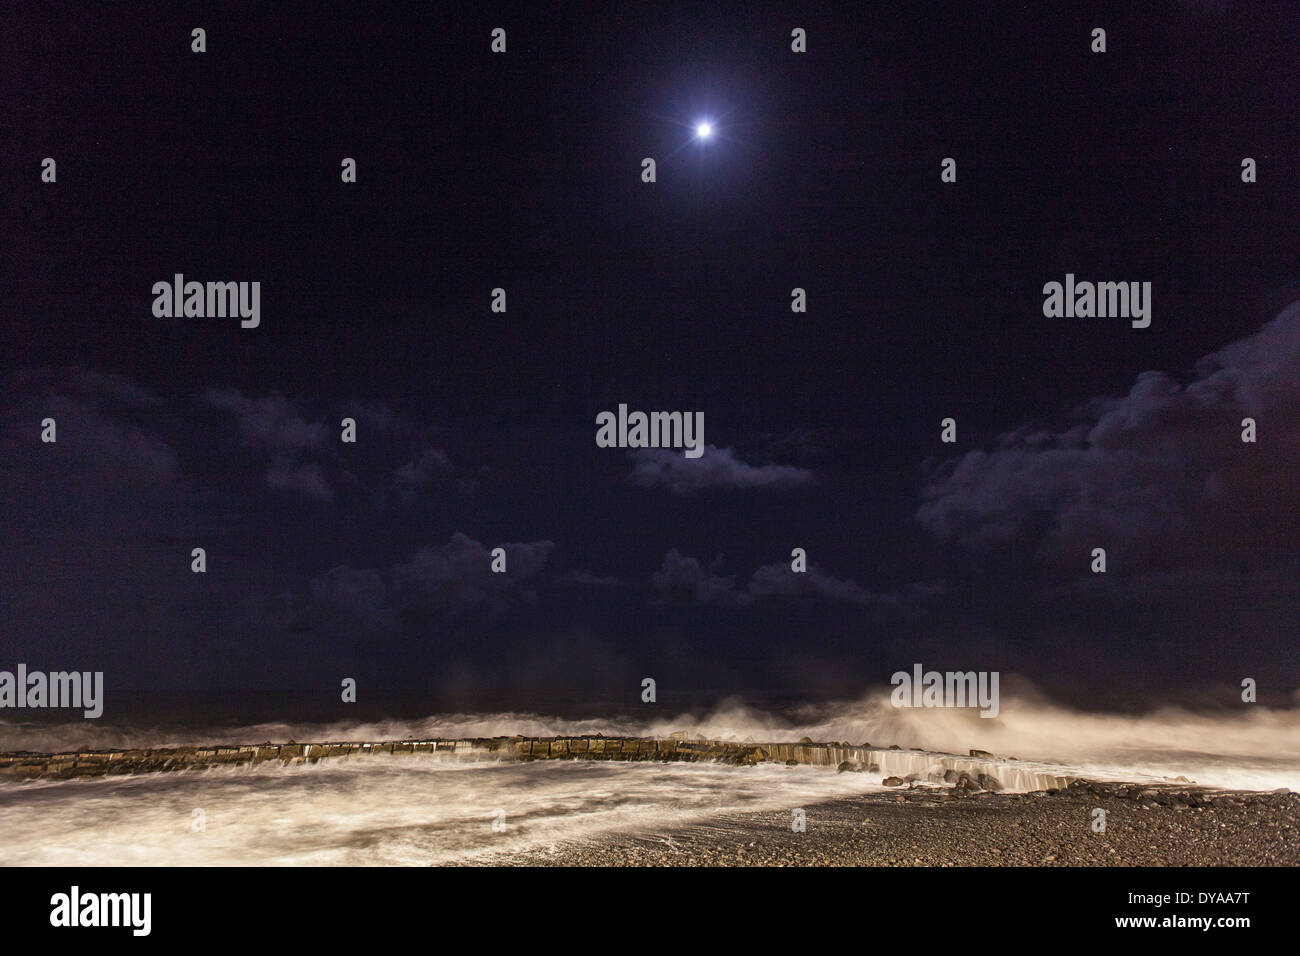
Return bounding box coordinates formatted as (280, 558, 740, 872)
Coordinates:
(469, 782, 1300, 867)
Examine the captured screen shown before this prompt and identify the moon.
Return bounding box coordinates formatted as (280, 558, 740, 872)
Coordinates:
(695, 121, 713, 139)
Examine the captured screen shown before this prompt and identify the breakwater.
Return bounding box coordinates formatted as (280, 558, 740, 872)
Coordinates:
(0, 736, 1078, 791)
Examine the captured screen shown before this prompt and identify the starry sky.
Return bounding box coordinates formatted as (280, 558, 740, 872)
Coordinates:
(3, 1, 1298, 720)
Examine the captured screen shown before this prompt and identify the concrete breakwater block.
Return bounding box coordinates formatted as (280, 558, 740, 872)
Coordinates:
(0, 737, 1072, 791)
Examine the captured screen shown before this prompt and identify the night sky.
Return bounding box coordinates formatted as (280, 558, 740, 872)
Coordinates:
(3, 1, 1298, 720)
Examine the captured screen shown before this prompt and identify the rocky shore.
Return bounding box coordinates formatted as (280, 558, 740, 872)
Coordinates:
(473, 781, 1300, 867)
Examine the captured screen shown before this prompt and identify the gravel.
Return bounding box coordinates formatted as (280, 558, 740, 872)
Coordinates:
(467, 782, 1300, 867)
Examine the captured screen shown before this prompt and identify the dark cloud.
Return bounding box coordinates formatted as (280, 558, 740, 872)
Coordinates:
(917, 301, 1300, 573)
(748, 561, 883, 605)
(558, 570, 628, 589)
(343, 399, 408, 437)
(650, 549, 745, 606)
(203, 388, 455, 505)
(0, 371, 245, 679)
(4, 370, 178, 487)
(628, 445, 817, 494)
(19, 367, 164, 411)
(301, 533, 556, 631)
(394, 533, 552, 594)
(308, 565, 397, 632)
(393, 445, 452, 500)
(205, 387, 337, 499)
(649, 548, 919, 609)
(759, 427, 823, 462)
(205, 387, 327, 454)
(267, 456, 333, 501)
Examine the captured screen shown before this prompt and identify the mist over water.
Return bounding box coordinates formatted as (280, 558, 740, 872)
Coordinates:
(3, 690, 1298, 865)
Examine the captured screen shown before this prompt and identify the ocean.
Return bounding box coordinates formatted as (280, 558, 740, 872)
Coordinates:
(3, 692, 1298, 865)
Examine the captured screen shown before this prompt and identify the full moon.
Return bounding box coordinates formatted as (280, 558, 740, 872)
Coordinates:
(695, 122, 713, 139)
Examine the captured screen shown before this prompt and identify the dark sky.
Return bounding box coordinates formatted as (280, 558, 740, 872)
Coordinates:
(3, 1, 1298, 717)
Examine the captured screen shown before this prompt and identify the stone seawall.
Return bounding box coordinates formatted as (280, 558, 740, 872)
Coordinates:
(0, 737, 1078, 791)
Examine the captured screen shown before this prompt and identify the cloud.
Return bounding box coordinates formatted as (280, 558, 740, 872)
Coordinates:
(0, 370, 247, 675)
(916, 301, 1300, 571)
(650, 549, 745, 606)
(560, 570, 628, 589)
(747, 561, 879, 605)
(628, 445, 817, 494)
(19, 367, 164, 410)
(394, 444, 451, 499)
(649, 548, 916, 609)
(19, 377, 458, 506)
(301, 533, 556, 630)
(5, 370, 178, 486)
(343, 399, 408, 437)
(267, 456, 333, 501)
(205, 388, 338, 499)
(204, 390, 454, 505)
(309, 565, 397, 630)
(205, 388, 327, 453)
(394, 533, 552, 592)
